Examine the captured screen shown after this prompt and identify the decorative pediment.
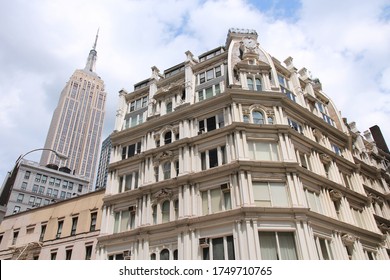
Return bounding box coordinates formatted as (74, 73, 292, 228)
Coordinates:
(153, 188, 173, 203)
(155, 151, 173, 162)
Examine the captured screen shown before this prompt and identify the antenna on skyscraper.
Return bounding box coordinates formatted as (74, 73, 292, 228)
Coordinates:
(93, 28, 99, 50)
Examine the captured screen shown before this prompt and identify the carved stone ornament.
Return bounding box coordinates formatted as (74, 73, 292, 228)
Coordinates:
(367, 193, 376, 204)
(378, 223, 389, 233)
(153, 188, 173, 203)
(329, 190, 343, 201)
(313, 128, 323, 140)
(266, 109, 275, 118)
(341, 233, 356, 246)
(320, 153, 332, 163)
(376, 196, 384, 206)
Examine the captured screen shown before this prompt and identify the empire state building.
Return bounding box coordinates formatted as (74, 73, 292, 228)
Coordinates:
(40, 31, 106, 191)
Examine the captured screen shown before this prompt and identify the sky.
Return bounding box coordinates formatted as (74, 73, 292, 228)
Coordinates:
(0, 0, 389, 179)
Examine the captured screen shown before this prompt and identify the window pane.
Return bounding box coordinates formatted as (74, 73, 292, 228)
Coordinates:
(205, 87, 213, 99)
(247, 78, 254, 90)
(114, 212, 120, 233)
(210, 188, 222, 213)
(162, 201, 170, 223)
(226, 235, 235, 260)
(224, 191, 232, 210)
(160, 249, 170, 260)
(121, 210, 130, 232)
(278, 232, 297, 260)
(270, 183, 289, 207)
(270, 143, 279, 160)
(255, 142, 271, 160)
(209, 148, 218, 168)
(253, 183, 271, 206)
(253, 111, 264, 124)
(259, 232, 278, 260)
(206, 69, 214, 81)
(128, 144, 135, 157)
(202, 192, 209, 215)
(212, 237, 224, 260)
(206, 116, 217, 132)
(319, 238, 331, 260)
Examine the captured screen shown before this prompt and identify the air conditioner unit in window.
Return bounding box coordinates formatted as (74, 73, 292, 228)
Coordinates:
(199, 238, 209, 248)
(123, 250, 131, 260)
(128, 206, 136, 212)
(220, 183, 230, 191)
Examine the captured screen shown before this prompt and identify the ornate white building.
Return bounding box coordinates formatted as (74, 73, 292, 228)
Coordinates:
(97, 29, 390, 260)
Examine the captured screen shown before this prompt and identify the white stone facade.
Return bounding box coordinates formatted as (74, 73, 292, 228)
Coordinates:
(97, 29, 390, 260)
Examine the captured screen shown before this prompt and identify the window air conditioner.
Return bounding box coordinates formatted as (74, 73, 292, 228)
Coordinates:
(123, 250, 131, 260)
(220, 183, 230, 191)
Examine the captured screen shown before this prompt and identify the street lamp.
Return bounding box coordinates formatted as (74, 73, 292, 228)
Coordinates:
(0, 148, 68, 222)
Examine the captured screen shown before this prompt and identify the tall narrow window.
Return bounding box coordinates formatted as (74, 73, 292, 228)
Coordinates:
(56, 221, 63, 239)
(66, 249, 73, 260)
(255, 78, 262, 91)
(163, 162, 171, 180)
(71, 217, 78, 236)
(39, 224, 46, 242)
(152, 205, 157, 224)
(164, 131, 172, 145)
(12, 230, 19, 245)
(247, 78, 254, 90)
(162, 201, 170, 223)
(166, 102, 173, 113)
(90, 212, 97, 231)
(85, 245, 93, 260)
(314, 236, 333, 260)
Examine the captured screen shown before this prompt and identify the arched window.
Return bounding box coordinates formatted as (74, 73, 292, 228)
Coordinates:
(166, 102, 173, 113)
(160, 249, 170, 260)
(164, 131, 172, 145)
(163, 162, 171, 179)
(252, 111, 264, 124)
(150, 253, 156, 260)
(162, 200, 170, 222)
(255, 78, 262, 91)
(247, 78, 254, 90)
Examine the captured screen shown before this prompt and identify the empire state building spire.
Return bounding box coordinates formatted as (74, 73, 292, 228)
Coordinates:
(85, 29, 99, 72)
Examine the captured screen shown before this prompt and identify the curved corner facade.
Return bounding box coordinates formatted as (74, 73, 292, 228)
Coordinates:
(97, 29, 390, 260)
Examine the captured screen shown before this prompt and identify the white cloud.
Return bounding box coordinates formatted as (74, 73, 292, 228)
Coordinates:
(0, 0, 389, 179)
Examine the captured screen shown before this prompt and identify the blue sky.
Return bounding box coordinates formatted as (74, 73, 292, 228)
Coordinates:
(0, 0, 389, 179)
